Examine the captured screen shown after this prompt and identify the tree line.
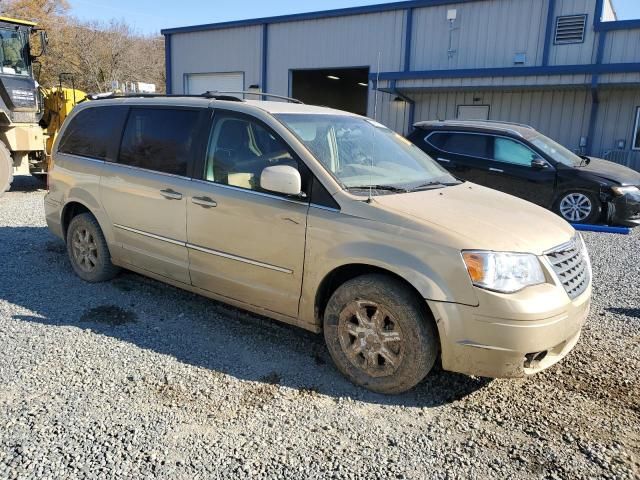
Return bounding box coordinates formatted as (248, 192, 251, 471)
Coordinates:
(1, 0, 165, 93)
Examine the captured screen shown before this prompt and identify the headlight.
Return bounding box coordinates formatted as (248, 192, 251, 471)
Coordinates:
(462, 251, 545, 293)
(611, 185, 639, 196)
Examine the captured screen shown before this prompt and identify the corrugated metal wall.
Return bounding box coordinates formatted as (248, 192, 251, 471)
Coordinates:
(548, 0, 598, 65)
(170, 26, 263, 93)
(411, 0, 548, 70)
(267, 10, 406, 98)
(592, 88, 640, 155)
(410, 88, 592, 150)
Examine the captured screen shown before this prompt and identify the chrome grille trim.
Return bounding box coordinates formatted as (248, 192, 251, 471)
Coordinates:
(545, 236, 590, 300)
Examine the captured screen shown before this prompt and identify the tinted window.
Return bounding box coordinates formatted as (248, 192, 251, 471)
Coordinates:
(427, 132, 491, 158)
(633, 107, 640, 150)
(118, 108, 200, 176)
(494, 137, 537, 166)
(58, 106, 126, 160)
(204, 114, 301, 194)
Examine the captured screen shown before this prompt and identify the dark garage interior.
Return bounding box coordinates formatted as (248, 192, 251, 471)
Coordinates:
(290, 67, 370, 115)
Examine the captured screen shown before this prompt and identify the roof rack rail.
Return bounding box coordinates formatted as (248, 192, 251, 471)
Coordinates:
(205, 91, 304, 104)
(85, 92, 244, 102)
(420, 119, 534, 130)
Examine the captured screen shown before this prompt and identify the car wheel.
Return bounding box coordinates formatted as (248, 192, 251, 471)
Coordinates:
(0, 141, 13, 196)
(555, 191, 601, 224)
(66, 213, 120, 282)
(323, 274, 438, 394)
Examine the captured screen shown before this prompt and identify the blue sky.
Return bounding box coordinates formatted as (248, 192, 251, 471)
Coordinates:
(67, 0, 640, 35)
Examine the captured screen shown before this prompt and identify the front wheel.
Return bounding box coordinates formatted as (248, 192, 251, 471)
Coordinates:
(323, 274, 438, 394)
(555, 191, 601, 224)
(0, 141, 13, 196)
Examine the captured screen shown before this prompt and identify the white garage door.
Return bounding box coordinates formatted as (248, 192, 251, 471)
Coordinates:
(185, 72, 244, 97)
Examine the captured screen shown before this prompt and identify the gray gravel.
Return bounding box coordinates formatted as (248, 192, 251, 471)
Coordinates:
(0, 175, 638, 479)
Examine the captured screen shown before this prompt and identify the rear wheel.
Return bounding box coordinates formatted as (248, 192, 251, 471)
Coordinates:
(323, 274, 438, 394)
(555, 191, 601, 224)
(66, 213, 120, 282)
(0, 142, 13, 196)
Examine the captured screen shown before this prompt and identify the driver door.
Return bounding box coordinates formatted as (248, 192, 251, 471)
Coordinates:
(482, 136, 556, 207)
(185, 110, 309, 319)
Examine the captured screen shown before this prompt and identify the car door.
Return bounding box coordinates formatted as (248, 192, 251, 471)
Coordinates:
(423, 131, 492, 184)
(482, 136, 556, 207)
(185, 110, 309, 319)
(100, 106, 207, 284)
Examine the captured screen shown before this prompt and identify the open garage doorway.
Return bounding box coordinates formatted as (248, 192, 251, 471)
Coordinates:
(290, 67, 369, 115)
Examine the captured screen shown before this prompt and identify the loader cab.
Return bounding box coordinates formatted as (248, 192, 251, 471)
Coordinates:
(0, 17, 39, 114)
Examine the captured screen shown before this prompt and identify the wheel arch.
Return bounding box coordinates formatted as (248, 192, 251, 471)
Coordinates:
(314, 263, 437, 331)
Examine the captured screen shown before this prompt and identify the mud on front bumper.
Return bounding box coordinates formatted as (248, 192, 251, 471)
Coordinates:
(427, 283, 591, 378)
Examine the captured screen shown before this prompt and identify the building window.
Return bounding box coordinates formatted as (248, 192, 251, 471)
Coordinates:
(633, 107, 640, 151)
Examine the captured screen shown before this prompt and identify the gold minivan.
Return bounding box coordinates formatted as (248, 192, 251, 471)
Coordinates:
(45, 95, 592, 394)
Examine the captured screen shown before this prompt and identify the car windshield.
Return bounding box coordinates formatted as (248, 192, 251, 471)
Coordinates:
(0, 28, 30, 76)
(528, 133, 582, 167)
(275, 113, 458, 194)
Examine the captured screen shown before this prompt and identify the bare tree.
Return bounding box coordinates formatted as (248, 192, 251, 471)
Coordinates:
(1, 0, 165, 93)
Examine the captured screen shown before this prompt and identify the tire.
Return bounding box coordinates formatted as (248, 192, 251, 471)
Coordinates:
(66, 213, 120, 282)
(323, 274, 438, 394)
(554, 191, 601, 224)
(0, 141, 13, 196)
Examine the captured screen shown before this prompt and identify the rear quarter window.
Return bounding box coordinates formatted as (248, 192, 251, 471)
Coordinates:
(427, 132, 491, 158)
(118, 108, 201, 176)
(57, 106, 127, 160)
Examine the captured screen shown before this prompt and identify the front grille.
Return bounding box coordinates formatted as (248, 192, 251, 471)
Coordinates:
(545, 237, 590, 300)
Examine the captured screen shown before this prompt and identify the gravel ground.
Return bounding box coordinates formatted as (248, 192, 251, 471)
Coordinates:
(0, 175, 638, 479)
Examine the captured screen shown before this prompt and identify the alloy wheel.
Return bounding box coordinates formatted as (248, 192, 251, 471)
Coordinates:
(559, 193, 592, 222)
(71, 227, 99, 273)
(337, 300, 405, 378)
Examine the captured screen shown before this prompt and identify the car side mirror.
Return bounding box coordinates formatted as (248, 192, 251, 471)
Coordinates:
(260, 165, 302, 196)
(531, 158, 548, 169)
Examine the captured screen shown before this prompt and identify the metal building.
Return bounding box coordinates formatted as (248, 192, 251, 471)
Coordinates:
(162, 0, 640, 166)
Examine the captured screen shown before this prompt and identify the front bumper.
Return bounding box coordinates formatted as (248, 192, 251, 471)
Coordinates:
(428, 282, 591, 378)
(609, 190, 640, 227)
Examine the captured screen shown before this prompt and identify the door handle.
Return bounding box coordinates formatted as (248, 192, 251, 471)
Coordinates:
(489, 168, 504, 173)
(192, 196, 217, 208)
(437, 157, 451, 163)
(160, 189, 183, 200)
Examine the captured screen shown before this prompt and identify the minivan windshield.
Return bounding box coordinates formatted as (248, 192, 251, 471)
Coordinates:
(276, 114, 459, 194)
(528, 133, 582, 167)
(0, 28, 30, 76)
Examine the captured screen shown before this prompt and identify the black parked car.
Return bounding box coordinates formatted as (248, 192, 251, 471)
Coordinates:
(407, 120, 640, 227)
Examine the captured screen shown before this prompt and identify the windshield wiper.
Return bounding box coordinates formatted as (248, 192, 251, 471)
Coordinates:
(347, 184, 409, 193)
(410, 180, 461, 191)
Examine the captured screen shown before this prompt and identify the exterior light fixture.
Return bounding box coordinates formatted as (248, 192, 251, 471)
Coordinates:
(327, 75, 340, 80)
(358, 82, 368, 87)
(393, 96, 405, 102)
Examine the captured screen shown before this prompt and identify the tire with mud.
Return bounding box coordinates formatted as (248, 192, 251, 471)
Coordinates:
(0, 141, 13, 196)
(66, 212, 120, 282)
(323, 274, 439, 394)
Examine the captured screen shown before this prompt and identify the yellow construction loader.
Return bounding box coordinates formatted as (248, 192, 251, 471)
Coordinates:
(0, 16, 85, 194)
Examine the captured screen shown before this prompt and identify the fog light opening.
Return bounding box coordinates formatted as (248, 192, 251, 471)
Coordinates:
(524, 350, 548, 369)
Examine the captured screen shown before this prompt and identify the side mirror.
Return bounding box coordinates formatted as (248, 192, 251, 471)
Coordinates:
(531, 158, 548, 169)
(260, 165, 302, 196)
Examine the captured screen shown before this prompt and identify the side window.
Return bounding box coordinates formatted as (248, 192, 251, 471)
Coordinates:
(58, 106, 126, 160)
(633, 106, 640, 151)
(118, 108, 201, 176)
(427, 132, 490, 158)
(493, 137, 537, 167)
(204, 114, 301, 194)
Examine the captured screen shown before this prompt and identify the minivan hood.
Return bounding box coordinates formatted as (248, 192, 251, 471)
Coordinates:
(583, 157, 640, 186)
(372, 183, 574, 255)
